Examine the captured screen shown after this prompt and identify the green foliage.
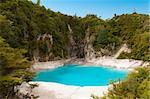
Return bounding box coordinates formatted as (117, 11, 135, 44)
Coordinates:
(37, 0, 40, 5)
(0, 0, 149, 61)
(0, 76, 23, 98)
(110, 14, 149, 61)
(119, 31, 149, 61)
(91, 94, 101, 99)
(0, 37, 34, 98)
(93, 29, 121, 51)
(103, 67, 150, 99)
(93, 14, 149, 60)
(0, 45, 31, 73)
(0, 0, 86, 60)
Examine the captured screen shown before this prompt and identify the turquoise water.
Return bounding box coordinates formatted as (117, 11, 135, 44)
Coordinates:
(33, 64, 128, 86)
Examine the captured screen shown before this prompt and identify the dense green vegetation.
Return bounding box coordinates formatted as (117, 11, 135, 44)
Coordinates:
(94, 14, 149, 60)
(0, 0, 149, 61)
(105, 67, 150, 99)
(92, 66, 150, 99)
(0, 0, 88, 61)
(0, 36, 35, 98)
(0, 0, 149, 98)
(111, 14, 150, 61)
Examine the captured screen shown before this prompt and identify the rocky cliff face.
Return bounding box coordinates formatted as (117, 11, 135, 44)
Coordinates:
(114, 44, 131, 58)
(32, 28, 132, 62)
(33, 33, 53, 62)
(67, 24, 78, 58)
(0, 0, 148, 62)
(84, 28, 96, 60)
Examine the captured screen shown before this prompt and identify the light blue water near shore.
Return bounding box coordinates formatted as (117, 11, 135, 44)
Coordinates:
(33, 64, 129, 86)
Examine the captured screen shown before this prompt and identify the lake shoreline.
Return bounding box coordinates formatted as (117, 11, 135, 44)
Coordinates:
(23, 58, 149, 99)
(19, 81, 109, 99)
(32, 57, 148, 71)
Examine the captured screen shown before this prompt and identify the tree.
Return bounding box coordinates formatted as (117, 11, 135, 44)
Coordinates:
(103, 67, 150, 99)
(92, 66, 150, 99)
(0, 0, 149, 61)
(37, 0, 40, 5)
(0, 37, 35, 99)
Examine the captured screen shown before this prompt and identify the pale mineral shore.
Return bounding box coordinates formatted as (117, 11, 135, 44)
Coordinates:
(32, 57, 148, 71)
(19, 57, 149, 99)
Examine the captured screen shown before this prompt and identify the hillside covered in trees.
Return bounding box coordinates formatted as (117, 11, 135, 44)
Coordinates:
(0, 0, 149, 62)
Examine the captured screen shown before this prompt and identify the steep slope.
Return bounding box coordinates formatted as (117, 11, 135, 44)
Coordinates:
(0, 0, 85, 61)
(111, 14, 149, 61)
(0, 0, 149, 61)
(93, 14, 149, 61)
